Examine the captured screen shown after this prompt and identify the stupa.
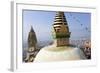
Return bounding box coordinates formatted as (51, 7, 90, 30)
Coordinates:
(34, 11, 86, 62)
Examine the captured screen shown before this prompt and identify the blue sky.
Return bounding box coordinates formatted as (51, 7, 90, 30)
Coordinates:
(23, 10, 91, 43)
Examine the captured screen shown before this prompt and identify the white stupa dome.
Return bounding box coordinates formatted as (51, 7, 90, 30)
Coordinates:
(34, 45, 86, 62)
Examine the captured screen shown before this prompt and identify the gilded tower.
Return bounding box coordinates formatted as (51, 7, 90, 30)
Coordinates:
(52, 11, 71, 46)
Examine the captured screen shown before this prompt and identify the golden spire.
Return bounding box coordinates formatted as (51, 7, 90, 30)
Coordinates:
(53, 11, 70, 39)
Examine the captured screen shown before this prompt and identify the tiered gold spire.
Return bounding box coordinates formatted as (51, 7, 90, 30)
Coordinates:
(52, 11, 71, 46)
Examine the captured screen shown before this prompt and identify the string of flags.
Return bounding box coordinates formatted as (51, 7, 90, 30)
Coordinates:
(68, 13, 90, 32)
